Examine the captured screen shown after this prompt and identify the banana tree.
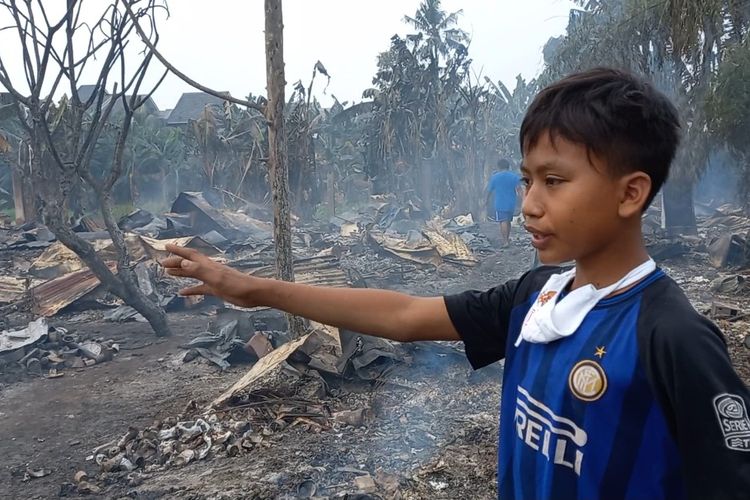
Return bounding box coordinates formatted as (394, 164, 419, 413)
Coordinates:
(403, 0, 469, 214)
(286, 61, 330, 217)
(185, 101, 266, 201)
(0, 104, 34, 222)
(130, 112, 187, 208)
(364, 35, 428, 202)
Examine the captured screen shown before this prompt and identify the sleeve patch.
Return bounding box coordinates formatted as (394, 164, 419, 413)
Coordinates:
(714, 393, 750, 452)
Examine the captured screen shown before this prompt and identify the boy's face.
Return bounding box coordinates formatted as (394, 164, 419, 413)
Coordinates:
(520, 132, 628, 265)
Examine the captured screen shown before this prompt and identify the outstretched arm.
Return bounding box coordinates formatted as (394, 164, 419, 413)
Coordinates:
(161, 245, 460, 343)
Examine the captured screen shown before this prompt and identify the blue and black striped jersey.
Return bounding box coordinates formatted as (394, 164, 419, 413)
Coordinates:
(445, 266, 750, 500)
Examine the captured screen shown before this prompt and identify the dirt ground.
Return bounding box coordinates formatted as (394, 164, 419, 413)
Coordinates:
(1, 228, 748, 500)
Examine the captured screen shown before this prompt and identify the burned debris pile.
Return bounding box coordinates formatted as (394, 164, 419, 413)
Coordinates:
(0, 317, 118, 381)
(1, 192, 748, 498)
(0, 192, 485, 384)
(2, 194, 748, 387)
(644, 203, 750, 351)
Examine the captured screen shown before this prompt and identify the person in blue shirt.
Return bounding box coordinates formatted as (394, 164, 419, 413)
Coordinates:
(163, 68, 749, 500)
(486, 158, 522, 248)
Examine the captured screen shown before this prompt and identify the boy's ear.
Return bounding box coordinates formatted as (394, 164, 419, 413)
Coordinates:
(618, 172, 652, 217)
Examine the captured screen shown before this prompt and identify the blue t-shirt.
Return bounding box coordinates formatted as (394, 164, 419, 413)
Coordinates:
(445, 267, 750, 500)
(488, 171, 521, 212)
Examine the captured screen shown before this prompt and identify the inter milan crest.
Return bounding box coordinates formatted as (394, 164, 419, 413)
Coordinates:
(569, 360, 608, 402)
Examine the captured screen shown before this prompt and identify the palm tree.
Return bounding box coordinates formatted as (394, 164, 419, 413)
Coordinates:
(403, 0, 468, 71)
(403, 0, 469, 213)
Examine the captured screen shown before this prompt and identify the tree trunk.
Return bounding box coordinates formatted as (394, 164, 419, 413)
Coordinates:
(662, 176, 697, 235)
(98, 190, 171, 336)
(265, 0, 305, 337)
(420, 157, 433, 216)
(33, 147, 170, 337)
(11, 162, 25, 224)
(43, 203, 171, 337)
(11, 142, 36, 224)
(129, 160, 139, 206)
(295, 132, 318, 219)
(327, 169, 336, 216)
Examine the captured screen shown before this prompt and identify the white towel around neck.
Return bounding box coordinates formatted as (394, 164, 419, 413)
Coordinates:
(515, 259, 656, 347)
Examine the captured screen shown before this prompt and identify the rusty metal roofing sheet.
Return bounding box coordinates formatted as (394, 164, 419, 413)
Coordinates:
(246, 255, 350, 288)
(30, 263, 116, 317)
(0, 276, 27, 304)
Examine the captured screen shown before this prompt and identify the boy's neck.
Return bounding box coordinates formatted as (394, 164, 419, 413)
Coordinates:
(572, 230, 651, 291)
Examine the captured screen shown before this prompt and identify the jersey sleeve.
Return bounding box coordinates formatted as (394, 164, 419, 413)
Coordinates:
(638, 288, 750, 499)
(443, 278, 518, 369)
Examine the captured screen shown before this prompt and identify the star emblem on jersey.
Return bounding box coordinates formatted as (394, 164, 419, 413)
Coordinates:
(569, 360, 608, 402)
(594, 346, 606, 358)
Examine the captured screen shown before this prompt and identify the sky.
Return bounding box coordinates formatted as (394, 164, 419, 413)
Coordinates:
(145, 0, 576, 110)
(0, 0, 576, 111)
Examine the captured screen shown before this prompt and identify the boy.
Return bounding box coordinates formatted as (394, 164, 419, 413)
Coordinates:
(486, 158, 522, 248)
(163, 68, 750, 500)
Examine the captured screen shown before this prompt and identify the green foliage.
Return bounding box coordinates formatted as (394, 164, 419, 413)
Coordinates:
(540, 0, 749, 188)
(111, 203, 136, 220)
(8, 0, 746, 221)
(706, 38, 750, 203)
(184, 101, 267, 200)
(706, 39, 750, 151)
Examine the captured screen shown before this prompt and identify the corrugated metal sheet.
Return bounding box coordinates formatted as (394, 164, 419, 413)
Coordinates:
(422, 221, 478, 267)
(30, 237, 145, 279)
(245, 255, 350, 288)
(30, 263, 116, 317)
(139, 235, 221, 261)
(368, 230, 442, 266)
(0, 276, 27, 304)
(0, 318, 47, 354)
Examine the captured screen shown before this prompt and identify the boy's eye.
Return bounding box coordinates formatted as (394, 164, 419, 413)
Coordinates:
(545, 177, 563, 186)
(521, 177, 531, 187)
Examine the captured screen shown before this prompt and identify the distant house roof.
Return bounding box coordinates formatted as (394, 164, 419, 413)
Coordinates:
(106, 95, 160, 116)
(74, 85, 159, 116)
(76, 84, 106, 104)
(167, 92, 229, 126)
(124, 95, 159, 116)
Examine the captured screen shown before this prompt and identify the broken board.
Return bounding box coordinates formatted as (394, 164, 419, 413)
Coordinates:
(208, 333, 311, 410)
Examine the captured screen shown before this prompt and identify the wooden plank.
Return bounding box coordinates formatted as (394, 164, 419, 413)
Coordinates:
(208, 332, 311, 410)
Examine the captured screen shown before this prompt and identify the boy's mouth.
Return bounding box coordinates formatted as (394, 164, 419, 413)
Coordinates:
(524, 225, 553, 249)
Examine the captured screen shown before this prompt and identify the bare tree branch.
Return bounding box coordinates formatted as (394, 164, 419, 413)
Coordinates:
(0, 0, 173, 336)
(135, 67, 168, 109)
(0, 57, 29, 104)
(8, 1, 37, 91)
(25, 0, 43, 71)
(119, 0, 266, 113)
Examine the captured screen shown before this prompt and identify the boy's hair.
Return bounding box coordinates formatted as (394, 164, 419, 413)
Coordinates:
(519, 67, 681, 208)
(497, 158, 511, 170)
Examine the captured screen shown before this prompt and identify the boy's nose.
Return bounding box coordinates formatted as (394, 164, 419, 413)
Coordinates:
(521, 186, 543, 220)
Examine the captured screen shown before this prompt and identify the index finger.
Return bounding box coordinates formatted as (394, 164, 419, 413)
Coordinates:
(160, 256, 185, 268)
(165, 244, 204, 261)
